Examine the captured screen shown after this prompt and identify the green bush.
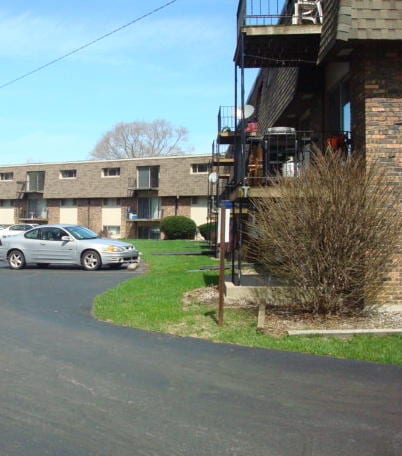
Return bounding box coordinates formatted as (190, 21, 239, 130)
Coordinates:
(160, 216, 197, 240)
(198, 222, 217, 241)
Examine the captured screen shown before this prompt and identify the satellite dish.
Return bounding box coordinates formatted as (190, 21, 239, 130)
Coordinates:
(233, 104, 255, 120)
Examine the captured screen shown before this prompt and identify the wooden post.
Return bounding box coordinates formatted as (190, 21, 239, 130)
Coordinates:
(218, 206, 226, 326)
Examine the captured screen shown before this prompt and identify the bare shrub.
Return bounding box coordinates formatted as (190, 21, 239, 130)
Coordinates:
(247, 151, 401, 315)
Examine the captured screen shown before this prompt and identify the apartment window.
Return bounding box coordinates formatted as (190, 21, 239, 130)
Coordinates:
(59, 169, 77, 179)
(102, 167, 120, 177)
(137, 166, 159, 189)
(138, 226, 160, 240)
(0, 199, 15, 207)
(103, 198, 121, 207)
(138, 197, 161, 219)
(102, 225, 121, 236)
(0, 172, 13, 181)
(27, 171, 45, 192)
(327, 78, 351, 132)
(191, 163, 208, 174)
(60, 199, 77, 207)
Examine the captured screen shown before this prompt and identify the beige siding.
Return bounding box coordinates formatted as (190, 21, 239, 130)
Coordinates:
(0, 207, 14, 224)
(60, 207, 78, 224)
(190, 197, 208, 226)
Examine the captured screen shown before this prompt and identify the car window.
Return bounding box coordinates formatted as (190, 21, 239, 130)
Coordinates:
(10, 225, 22, 231)
(40, 227, 66, 241)
(67, 226, 98, 240)
(25, 228, 41, 239)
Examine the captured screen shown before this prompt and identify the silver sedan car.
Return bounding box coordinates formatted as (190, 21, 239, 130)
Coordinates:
(0, 224, 139, 271)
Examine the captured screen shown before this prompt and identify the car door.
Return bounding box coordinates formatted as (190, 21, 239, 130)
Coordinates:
(36, 227, 76, 263)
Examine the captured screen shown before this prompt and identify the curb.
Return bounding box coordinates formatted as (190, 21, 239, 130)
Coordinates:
(287, 328, 402, 337)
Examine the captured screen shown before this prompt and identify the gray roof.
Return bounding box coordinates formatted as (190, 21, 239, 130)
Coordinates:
(319, 0, 402, 61)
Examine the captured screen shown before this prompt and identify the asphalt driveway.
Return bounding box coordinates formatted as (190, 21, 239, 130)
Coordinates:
(0, 263, 401, 456)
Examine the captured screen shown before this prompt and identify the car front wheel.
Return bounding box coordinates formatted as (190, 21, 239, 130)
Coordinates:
(81, 250, 102, 271)
(8, 250, 26, 270)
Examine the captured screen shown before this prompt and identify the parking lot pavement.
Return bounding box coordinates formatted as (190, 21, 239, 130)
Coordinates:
(0, 261, 401, 456)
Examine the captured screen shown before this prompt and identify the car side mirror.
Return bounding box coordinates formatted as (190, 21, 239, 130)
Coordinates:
(61, 235, 73, 242)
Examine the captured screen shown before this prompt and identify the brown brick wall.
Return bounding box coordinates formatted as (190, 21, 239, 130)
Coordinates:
(161, 196, 192, 219)
(178, 197, 191, 218)
(85, 199, 102, 234)
(350, 42, 402, 304)
(47, 199, 60, 224)
(162, 196, 177, 218)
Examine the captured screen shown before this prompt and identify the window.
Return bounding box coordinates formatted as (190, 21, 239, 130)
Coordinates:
(25, 228, 40, 240)
(191, 196, 204, 205)
(103, 198, 121, 207)
(327, 78, 350, 132)
(59, 169, 77, 179)
(0, 200, 14, 207)
(0, 172, 13, 181)
(138, 226, 160, 240)
(102, 167, 120, 177)
(60, 199, 77, 207)
(102, 225, 121, 236)
(138, 197, 161, 219)
(137, 166, 159, 188)
(27, 171, 45, 192)
(191, 163, 208, 174)
(40, 227, 66, 241)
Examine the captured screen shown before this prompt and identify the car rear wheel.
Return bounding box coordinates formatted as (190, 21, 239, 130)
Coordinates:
(81, 250, 101, 271)
(8, 250, 26, 270)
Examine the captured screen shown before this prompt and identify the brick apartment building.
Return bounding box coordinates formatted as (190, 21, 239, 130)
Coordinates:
(0, 155, 210, 239)
(212, 0, 401, 303)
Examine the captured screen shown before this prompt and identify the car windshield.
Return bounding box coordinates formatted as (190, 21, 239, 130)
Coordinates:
(66, 226, 99, 240)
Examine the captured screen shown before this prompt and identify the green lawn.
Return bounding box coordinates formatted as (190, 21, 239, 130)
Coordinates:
(93, 239, 402, 365)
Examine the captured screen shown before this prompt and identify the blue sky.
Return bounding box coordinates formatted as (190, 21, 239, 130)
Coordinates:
(0, 0, 256, 164)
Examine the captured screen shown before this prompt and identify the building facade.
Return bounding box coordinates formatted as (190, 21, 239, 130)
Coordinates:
(0, 155, 210, 239)
(212, 0, 402, 303)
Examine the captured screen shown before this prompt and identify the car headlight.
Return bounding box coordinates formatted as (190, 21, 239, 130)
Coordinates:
(104, 245, 125, 253)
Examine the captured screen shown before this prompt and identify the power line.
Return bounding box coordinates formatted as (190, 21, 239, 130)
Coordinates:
(0, 0, 178, 90)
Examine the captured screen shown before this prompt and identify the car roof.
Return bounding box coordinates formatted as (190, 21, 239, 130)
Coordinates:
(26, 224, 81, 230)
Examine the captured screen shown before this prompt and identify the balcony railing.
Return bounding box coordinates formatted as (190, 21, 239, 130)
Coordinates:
(18, 208, 48, 221)
(217, 106, 259, 144)
(217, 106, 237, 134)
(127, 211, 163, 221)
(240, 129, 352, 187)
(127, 176, 159, 191)
(237, 0, 295, 32)
(237, 0, 323, 33)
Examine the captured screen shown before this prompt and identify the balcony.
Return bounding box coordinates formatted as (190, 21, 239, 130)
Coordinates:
(18, 208, 48, 222)
(235, 0, 322, 67)
(127, 176, 159, 193)
(230, 129, 352, 198)
(217, 106, 260, 145)
(127, 197, 162, 222)
(127, 212, 163, 222)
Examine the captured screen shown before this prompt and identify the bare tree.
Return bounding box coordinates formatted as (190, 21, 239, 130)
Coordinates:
(247, 151, 402, 315)
(90, 119, 190, 160)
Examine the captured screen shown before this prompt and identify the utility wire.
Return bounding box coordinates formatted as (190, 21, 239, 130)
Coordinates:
(0, 0, 177, 90)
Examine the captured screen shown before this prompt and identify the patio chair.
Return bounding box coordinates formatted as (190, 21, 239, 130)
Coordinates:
(292, 0, 323, 25)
